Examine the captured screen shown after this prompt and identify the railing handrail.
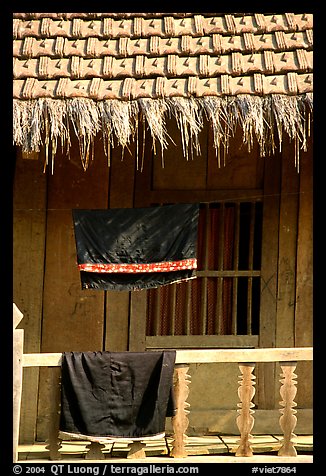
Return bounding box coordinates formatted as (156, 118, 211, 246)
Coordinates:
(15, 346, 313, 462)
(14, 304, 313, 463)
(21, 346, 313, 367)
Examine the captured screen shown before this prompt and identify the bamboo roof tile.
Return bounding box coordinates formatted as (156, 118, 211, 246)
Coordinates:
(13, 13, 313, 100)
(12, 12, 313, 167)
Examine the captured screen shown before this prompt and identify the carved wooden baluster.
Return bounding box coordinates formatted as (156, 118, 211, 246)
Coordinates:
(170, 364, 191, 458)
(278, 362, 298, 457)
(85, 441, 106, 459)
(127, 441, 146, 459)
(235, 362, 256, 457)
(45, 367, 62, 460)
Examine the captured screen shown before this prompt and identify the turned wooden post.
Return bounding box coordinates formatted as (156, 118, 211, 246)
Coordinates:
(235, 362, 256, 457)
(278, 362, 298, 457)
(13, 304, 24, 463)
(170, 364, 191, 458)
(45, 367, 62, 460)
(85, 442, 106, 459)
(127, 441, 146, 459)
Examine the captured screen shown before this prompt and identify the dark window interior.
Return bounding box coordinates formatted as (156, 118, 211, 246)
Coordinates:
(146, 201, 263, 336)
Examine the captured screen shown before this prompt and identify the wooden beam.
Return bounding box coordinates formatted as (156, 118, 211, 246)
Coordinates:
(22, 347, 312, 368)
(23, 353, 62, 367)
(174, 348, 312, 364)
(148, 189, 263, 204)
(146, 334, 258, 349)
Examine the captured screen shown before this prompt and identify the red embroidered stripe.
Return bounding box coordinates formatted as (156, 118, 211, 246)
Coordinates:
(78, 259, 197, 273)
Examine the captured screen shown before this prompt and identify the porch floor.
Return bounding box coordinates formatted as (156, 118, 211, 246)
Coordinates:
(18, 435, 313, 463)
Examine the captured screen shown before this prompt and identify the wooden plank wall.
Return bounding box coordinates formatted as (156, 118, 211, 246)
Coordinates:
(13, 126, 313, 442)
(13, 150, 47, 443)
(258, 137, 313, 409)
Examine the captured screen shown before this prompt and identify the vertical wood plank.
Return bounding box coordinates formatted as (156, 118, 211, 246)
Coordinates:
(276, 140, 299, 348)
(294, 137, 313, 407)
(45, 368, 62, 460)
(129, 290, 147, 351)
(13, 150, 47, 443)
(105, 291, 130, 351)
(258, 152, 281, 408)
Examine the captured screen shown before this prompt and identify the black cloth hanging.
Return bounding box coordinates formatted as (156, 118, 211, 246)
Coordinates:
(59, 351, 176, 440)
(72, 203, 199, 291)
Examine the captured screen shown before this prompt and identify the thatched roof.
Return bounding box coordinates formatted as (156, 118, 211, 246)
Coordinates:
(13, 13, 313, 170)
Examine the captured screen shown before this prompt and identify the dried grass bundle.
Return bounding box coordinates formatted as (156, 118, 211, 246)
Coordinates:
(13, 93, 313, 172)
(99, 99, 139, 149)
(138, 98, 170, 153)
(235, 95, 265, 154)
(166, 97, 203, 159)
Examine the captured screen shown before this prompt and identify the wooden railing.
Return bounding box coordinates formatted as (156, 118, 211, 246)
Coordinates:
(13, 306, 313, 462)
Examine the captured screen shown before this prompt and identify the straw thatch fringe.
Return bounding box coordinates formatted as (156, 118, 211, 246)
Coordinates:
(13, 93, 313, 172)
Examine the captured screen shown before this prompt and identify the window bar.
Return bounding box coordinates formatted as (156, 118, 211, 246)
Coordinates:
(247, 202, 256, 335)
(216, 202, 225, 334)
(153, 288, 161, 335)
(184, 281, 192, 335)
(200, 204, 210, 335)
(170, 283, 177, 336)
(232, 201, 241, 335)
(152, 202, 163, 336)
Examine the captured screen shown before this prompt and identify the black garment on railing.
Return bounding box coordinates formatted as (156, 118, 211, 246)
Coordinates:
(72, 204, 199, 291)
(60, 351, 176, 439)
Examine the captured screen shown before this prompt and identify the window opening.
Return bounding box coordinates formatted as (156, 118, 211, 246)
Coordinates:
(146, 201, 263, 336)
